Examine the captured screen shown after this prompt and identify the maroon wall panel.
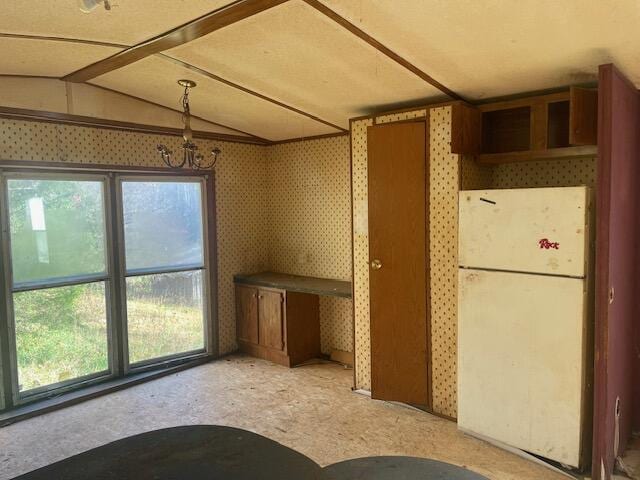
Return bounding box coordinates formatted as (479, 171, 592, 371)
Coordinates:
(593, 63, 640, 479)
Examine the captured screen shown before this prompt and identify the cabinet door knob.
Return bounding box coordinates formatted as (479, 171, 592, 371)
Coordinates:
(258, 295, 264, 299)
(370, 259, 382, 270)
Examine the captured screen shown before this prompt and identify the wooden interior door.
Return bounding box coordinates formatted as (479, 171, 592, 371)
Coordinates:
(367, 120, 429, 407)
(258, 289, 285, 351)
(236, 285, 258, 344)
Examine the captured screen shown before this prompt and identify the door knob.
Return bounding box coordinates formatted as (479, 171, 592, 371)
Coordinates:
(370, 259, 382, 270)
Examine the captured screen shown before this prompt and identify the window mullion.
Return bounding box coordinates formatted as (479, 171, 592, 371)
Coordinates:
(0, 173, 15, 410)
(109, 174, 128, 378)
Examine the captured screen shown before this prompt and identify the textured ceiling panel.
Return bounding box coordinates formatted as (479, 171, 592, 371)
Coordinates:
(0, 77, 248, 136)
(0, 0, 234, 46)
(92, 55, 340, 140)
(319, 0, 640, 99)
(71, 83, 248, 135)
(0, 38, 122, 77)
(0, 77, 69, 112)
(166, 0, 445, 129)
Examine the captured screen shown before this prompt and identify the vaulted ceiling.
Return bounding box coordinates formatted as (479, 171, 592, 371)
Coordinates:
(1, 0, 639, 142)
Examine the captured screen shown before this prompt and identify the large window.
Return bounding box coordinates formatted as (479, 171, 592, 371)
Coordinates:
(8, 177, 110, 394)
(0, 170, 213, 409)
(120, 180, 206, 365)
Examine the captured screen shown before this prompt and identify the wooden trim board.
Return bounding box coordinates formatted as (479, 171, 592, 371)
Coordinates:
(62, 0, 289, 82)
(270, 131, 349, 145)
(0, 32, 129, 49)
(0, 106, 269, 145)
(302, 0, 461, 100)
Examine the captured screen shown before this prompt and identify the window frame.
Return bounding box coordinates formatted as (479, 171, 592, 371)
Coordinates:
(0, 171, 115, 404)
(116, 174, 212, 373)
(0, 164, 218, 412)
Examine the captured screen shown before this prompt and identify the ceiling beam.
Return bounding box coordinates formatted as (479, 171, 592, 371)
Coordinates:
(159, 54, 347, 132)
(62, 0, 290, 83)
(301, 0, 462, 101)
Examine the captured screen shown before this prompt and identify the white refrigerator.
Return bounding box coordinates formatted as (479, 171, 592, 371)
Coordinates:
(457, 186, 592, 469)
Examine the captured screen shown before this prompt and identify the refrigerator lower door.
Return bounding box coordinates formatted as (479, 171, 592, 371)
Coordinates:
(458, 269, 588, 468)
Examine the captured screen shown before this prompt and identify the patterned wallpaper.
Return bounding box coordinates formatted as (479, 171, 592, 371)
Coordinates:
(427, 107, 461, 416)
(215, 142, 270, 355)
(460, 155, 597, 190)
(266, 136, 353, 355)
(350, 117, 373, 389)
(491, 156, 597, 188)
(0, 118, 352, 359)
(460, 155, 493, 190)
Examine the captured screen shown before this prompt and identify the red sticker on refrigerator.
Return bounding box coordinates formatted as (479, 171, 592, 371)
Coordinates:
(538, 238, 560, 250)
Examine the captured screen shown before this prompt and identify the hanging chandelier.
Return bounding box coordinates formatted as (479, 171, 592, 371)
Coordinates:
(157, 79, 221, 170)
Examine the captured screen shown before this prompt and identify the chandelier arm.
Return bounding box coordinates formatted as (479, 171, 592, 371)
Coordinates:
(166, 154, 186, 169)
(192, 147, 221, 170)
(191, 154, 217, 170)
(157, 144, 186, 168)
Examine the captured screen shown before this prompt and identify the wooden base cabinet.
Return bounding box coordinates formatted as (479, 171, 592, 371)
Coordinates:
(235, 284, 320, 367)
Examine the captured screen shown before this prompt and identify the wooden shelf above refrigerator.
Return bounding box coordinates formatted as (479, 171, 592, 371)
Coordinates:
(477, 145, 597, 165)
(451, 87, 598, 164)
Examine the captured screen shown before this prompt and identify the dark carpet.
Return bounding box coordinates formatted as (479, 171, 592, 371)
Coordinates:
(12, 426, 490, 480)
(13, 425, 323, 480)
(323, 456, 489, 479)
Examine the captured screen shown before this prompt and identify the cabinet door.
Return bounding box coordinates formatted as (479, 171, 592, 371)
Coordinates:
(236, 285, 258, 344)
(569, 86, 597, 146)
(258, 289, 284, 351)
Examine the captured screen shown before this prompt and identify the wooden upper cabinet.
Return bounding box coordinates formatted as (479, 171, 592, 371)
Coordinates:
(451, 102, 482, 155)
(452, 87, 598, 164)
(569, 86, 598, 145)
(258, 289, 285, 351)
(235, 285, 258, 344)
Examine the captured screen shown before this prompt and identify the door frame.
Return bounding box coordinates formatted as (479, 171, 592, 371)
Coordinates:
(592, 63, 640, 479)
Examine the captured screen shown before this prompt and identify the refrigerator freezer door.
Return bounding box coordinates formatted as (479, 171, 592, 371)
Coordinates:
(459, 187, 589, 277)
(458, 269, 588, 468)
